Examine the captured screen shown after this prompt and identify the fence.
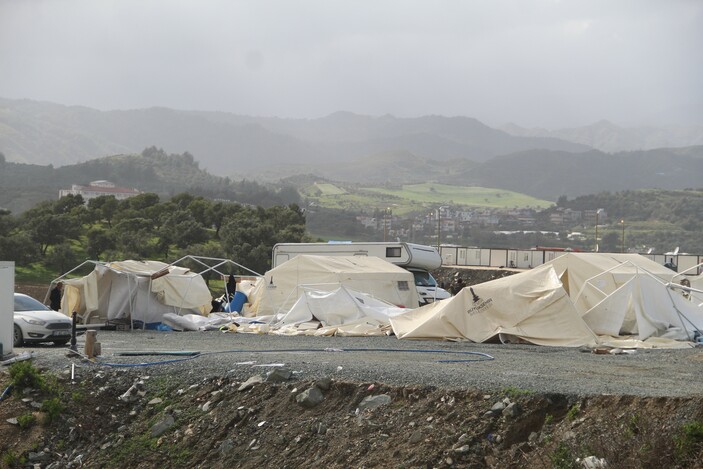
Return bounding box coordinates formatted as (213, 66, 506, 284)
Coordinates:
(438, 246, 703, 275)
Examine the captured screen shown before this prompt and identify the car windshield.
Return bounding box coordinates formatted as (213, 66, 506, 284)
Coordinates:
(412, 271, 437, 287)
(14, 295, 51, 312)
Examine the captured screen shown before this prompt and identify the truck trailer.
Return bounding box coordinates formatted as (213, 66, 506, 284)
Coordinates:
(271, 242, 451, 305)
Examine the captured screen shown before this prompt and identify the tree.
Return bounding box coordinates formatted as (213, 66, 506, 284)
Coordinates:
(157, 210, 209, 255)
(45, 243, 79, 274)
(87, 227, 116, 260)
(0, 232, 40, 264)
(54, 194, 85, 214)
(88, 195, 119, 227)
(122, 193, 160, 211)
(22, 201, 83, 256)
(113, 218, 156, 258)
(219, 205, 307, 273)
(208, 202, 242, 237)
(186, 198, 212, 226)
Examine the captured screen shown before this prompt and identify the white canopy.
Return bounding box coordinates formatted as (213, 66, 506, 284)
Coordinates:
(247, 255, 420, 316)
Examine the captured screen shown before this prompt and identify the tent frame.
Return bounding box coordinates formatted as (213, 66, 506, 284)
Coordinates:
(46, 256, 263, 330)
(571, 259, 703, 340)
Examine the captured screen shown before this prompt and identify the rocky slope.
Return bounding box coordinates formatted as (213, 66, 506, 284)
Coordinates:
(1, 363, 703, 469)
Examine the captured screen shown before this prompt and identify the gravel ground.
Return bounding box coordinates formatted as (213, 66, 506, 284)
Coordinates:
(16, 331, 703, 398)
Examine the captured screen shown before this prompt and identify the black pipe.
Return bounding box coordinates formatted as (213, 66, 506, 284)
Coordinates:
(70, 311, 77, 352)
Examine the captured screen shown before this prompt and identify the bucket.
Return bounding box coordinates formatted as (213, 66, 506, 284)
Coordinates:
(229, 291, 248, 313)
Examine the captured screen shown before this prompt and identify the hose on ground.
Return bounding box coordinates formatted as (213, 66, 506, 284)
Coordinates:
(83, 347, 494, 368)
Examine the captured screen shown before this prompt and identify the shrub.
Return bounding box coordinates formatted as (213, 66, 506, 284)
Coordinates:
(42, 397, 65, 423)
(8, 361, 44, 391)
(550, 442, 578, 469)
(566, 404, 580, 421)
(1, 450, 26, 468)
(674, 420, 703, 462)
(17, 412, 36, 429)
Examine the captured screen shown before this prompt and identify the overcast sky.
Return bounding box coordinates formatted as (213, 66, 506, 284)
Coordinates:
(1, 0, 701, 128)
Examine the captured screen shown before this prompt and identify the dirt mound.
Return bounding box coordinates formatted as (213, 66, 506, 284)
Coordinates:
(2, 365, 703, 468)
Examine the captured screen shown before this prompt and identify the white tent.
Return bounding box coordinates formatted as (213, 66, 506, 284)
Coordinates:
(61, 260, 213, 325)
(247, 255, 420, 317)
(544, 253, 703, 341)
(391, 264, 598, 346)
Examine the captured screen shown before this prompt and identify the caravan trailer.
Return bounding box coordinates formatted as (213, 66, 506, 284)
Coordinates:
(271, 242, 451, 305)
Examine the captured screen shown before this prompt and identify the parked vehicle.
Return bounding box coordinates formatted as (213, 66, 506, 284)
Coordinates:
(272, 242, 451, 305)
(13, 293, 72, 347)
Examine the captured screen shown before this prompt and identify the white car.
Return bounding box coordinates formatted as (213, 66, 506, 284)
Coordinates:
(13, 293, 73, 347)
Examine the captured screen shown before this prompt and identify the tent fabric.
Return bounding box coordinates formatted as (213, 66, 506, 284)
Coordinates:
(162, 312, 236, 331)
(247, 255, 419, 317)
(391, 264, 598, 347)
(544, 253, 703, 340)
(62, 260, 212, 324)
(271, 286, 410, 335)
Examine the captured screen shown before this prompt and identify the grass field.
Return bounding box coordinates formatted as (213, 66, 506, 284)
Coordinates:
(304, 182, 553, 214)
(313, 183, 347, 195)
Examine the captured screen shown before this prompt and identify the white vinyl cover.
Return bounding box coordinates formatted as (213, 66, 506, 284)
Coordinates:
(62, 260, 212, 324)
(276, 286, 410, 327)
(391, 264, 598, 346)
(544, 253, 703, 340)
(248, 255, 420, 316)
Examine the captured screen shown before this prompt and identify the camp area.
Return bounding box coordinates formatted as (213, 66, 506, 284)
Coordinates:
(44, 252, 703, 350)
(50, 256, 259, 328)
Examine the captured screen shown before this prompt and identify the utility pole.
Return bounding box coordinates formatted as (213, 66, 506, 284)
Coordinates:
(437, 206, 448, 253)
(620, 219, 625, 253)
(594, 208, 603, 252)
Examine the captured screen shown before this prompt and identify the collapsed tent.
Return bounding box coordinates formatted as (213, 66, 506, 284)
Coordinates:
(61, 260, 213, 325)
(544, 253, 703, 341)
(391, 264, 598, 346)
(246, 255, 420, 316)
(273, 285, 410, 336)
(167, 285, 411, 336)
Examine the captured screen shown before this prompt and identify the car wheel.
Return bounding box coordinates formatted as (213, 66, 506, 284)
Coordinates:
(53, 340, 69, 346)
(14, 324, 23, 347)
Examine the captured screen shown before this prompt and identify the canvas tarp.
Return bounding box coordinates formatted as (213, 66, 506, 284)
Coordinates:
(246, 255, 419, 316)
(391, 264, 598, 346)
(543, 253, 703, 340)
(62, 260, 213, 325)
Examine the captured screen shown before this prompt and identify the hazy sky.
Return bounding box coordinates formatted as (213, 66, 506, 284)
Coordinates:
(1, 0, 701, 128)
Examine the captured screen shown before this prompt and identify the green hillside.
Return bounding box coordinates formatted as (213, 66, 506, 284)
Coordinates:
(364, 183, 552, 209)
(301, 182, 552, 215)
(0, 147, 301, 214)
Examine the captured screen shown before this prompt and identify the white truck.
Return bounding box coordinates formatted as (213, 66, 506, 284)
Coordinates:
(271, 242, 451, 305)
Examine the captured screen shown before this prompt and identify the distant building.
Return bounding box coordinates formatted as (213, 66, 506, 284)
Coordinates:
(356, 215, 378, 229)
(583, 208, 607, 226)
(550, 208, 582, 225)
(59, 180, 141, 201)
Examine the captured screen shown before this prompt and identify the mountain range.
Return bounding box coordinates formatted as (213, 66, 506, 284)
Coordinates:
(500, 120, 703, 153)
(0, 98, 588, 173)
(2, 97, 703, 202)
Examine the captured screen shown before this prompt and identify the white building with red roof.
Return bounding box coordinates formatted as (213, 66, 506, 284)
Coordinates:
(59, 180, 141, 201)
